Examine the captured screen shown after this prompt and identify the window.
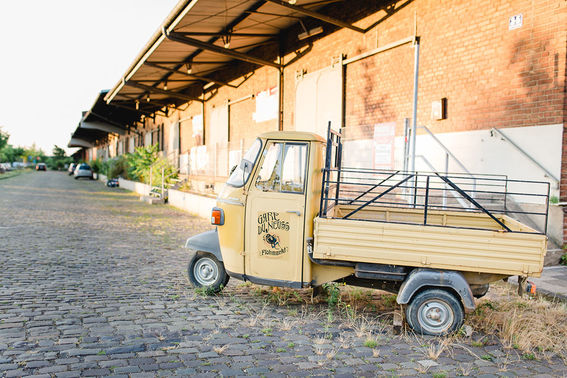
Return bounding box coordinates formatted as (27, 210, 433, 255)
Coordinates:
(255, 143, 282, 192)
(226, 139, 262, 187)
(256, 142, 307, 193)
(281, 144, 307, 193)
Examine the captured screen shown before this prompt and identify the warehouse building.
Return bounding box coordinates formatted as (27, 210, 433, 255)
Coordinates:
(69, 0, 566, 258)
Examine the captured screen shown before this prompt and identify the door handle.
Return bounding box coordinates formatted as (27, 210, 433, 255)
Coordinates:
(286, 210, 302, 216)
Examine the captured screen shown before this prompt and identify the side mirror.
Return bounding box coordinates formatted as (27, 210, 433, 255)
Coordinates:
(242, 161, 252, 183)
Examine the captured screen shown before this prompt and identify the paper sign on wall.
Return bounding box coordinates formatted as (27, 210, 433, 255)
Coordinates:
(192, 114, 203, 145)
(253, 87, 278, 123)
(373, 123, 396, 169)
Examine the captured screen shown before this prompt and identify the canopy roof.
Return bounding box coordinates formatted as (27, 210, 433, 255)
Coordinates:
(104, 0, 366, 112)
(68, 90, 142, 148)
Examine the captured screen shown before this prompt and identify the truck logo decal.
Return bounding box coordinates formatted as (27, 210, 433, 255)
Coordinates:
(258, 212, 289, 257)
(264, 233, 281, 249)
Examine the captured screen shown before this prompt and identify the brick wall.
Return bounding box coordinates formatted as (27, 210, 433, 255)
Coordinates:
(91, 0, 566, 236)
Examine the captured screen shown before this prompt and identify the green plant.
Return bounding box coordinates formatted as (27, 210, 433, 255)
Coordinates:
(560, 253, 567, 266)
(550, 195, 559, 204)
(195, 286, 217, 297)
(89, 159, 102, 174)
(363, 339, 378, 348)
(322, 282, 341, 307)
(106, 156, 129, 179)
(127, 145, 158, 182)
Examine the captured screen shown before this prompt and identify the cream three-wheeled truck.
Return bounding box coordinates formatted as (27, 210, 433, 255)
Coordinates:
(185, 127, 549, 335)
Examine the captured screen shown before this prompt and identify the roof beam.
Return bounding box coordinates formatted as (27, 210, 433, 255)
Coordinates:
(108, 101, 155, 117)
(68, 138, 94, 148)
(144, 61, 237, 88)
(124, 81, 203, 102)
(146, 60, 224, 65)
(164, 30, 282, 69)
(176, 32, 278, 38)
(263, 0, 364, 33)
(80, 121, 126, 136)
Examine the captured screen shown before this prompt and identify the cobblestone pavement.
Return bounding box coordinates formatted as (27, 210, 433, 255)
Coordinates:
(1, 171, 566, 377)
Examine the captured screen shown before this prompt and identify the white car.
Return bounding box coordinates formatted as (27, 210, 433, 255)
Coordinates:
(74, 163, 94, 180)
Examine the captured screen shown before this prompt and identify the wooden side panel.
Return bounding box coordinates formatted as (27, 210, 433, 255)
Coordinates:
(313, 217, 547, 277)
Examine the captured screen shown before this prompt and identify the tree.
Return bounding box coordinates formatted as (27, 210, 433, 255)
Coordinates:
(1, 145, 24, 163)
(23, 144, 46, 163)
(53, 145, 66, 158)
(47, 145, 71, 171)
(0, 128, 8, 151)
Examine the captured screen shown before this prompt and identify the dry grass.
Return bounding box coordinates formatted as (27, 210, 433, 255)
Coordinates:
(468, 282, 567, 359)
(213, 344, 229, 354)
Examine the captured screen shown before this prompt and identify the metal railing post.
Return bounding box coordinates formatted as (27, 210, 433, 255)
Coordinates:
(161, 167, 165, 200)
(149, 166, 153, 196)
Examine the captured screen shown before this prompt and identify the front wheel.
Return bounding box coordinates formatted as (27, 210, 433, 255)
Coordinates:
(406, 288, 464, 336)
(188, 252, 229, 293)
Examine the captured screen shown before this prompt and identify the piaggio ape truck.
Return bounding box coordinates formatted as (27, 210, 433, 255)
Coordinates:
(185, 126, 549, 335)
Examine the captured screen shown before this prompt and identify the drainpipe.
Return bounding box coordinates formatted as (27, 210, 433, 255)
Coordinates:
(410, 37, 420, 173)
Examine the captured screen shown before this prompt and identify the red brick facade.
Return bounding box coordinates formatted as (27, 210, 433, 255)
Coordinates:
(94, 0, 566, 239)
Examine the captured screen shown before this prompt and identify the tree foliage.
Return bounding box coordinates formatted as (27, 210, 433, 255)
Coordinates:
(0, 128, 8, 151)
(46, 145, 71, 170)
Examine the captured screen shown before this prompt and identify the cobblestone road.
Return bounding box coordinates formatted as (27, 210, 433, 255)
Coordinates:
(1, 171, 566, 377)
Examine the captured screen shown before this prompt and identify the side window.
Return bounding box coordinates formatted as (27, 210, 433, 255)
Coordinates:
(281, 144, 307, 193)
(255, 142, 307, 193)
(255, 143, 282, 192)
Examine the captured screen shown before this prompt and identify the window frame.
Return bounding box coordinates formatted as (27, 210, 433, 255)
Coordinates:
(226, 138, 263, 188)
(254, 141, 309, 195)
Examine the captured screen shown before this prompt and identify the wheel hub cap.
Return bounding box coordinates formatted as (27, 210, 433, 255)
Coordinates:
(193, 257, 218, 286)
(418, 299, 454, 334)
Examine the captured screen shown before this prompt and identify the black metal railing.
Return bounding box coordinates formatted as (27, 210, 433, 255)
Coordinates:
(318, 124, 550, 234)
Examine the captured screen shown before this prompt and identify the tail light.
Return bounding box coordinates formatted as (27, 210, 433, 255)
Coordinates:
(211, 207, 225, 226)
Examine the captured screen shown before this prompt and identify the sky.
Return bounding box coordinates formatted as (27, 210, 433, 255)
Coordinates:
(0, 0, 179, 155)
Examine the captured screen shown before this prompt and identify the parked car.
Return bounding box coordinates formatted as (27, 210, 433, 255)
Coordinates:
(74, 163, 94, 180)
(68, 163, 77, 176)
(106, 178, 119, 187)
(36, 163, 47, 171)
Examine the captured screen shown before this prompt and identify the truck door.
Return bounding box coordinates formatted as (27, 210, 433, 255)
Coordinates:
(245, 141, 308, 286)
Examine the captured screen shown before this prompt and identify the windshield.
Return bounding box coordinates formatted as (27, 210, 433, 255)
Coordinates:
(226, 138, 262, 187)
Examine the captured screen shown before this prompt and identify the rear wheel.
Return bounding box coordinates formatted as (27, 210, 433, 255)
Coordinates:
(188, 252, 229, 293)
(406, 288, 464, 336)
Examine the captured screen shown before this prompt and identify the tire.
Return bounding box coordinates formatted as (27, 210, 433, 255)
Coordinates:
(187, 252, 229, 293)
(406, 288, 464, 336)
(74, 176, 78, 180)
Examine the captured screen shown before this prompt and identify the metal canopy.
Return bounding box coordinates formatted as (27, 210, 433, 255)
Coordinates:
(105, 0, 365, 109)
(68, 90, 144, 148)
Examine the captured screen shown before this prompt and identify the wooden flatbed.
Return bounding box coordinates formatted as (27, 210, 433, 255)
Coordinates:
(313, 205, 547, 277)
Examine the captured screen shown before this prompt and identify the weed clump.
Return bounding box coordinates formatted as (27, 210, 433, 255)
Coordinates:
(468, 283, 567, 359)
